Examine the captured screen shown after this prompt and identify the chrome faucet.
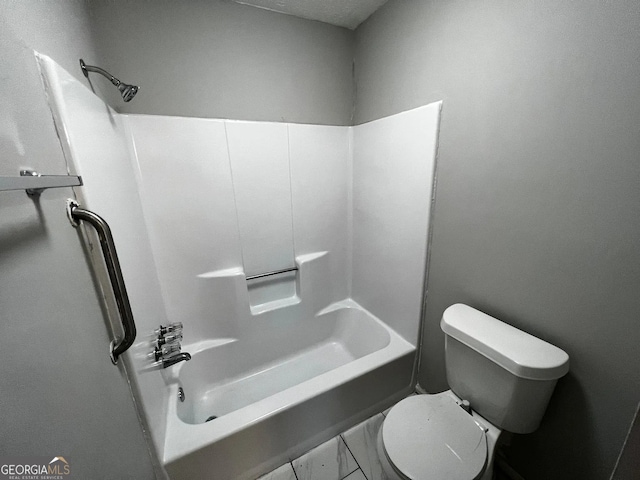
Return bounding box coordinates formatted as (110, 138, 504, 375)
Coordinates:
(161, 352, 191, 368)
(152, 322, 191, 368)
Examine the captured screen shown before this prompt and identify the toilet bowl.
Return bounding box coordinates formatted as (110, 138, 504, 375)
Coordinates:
(378, 391, 501, 480)
(379, 304, 569, 480)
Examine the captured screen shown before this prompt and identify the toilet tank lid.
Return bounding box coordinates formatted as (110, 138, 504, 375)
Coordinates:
(441, 304, 570, 380)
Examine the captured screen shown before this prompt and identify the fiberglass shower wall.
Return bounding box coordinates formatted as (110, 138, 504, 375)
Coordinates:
(126, 116, 351, 341)
(41, 52, 441, 463)
(126, 105, 439, 346)
(351, 106, 440, 343)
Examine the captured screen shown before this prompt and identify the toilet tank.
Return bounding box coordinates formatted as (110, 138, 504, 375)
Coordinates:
(441, 304, 569, 434)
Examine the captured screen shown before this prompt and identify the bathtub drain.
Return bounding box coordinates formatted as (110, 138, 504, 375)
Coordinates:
(205, 415, 217, 422)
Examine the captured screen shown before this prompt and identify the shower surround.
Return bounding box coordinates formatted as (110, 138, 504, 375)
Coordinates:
(38, 54, 441, 479)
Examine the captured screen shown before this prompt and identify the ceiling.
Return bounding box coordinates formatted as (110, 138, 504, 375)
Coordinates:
(231, 0, 389, 30)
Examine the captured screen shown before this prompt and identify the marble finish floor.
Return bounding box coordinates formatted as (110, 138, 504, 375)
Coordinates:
(258, 392, 518, 480)
(257, 399, 403, 480)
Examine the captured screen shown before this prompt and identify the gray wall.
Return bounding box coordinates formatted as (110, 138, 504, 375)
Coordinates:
(0, 2, 155, 478)
(355, 1, 640, 479)
(87, 0, 355, 125)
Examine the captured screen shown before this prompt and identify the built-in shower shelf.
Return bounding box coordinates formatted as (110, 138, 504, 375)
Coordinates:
(250, 296, 301, 316)
(0, 170, 83, 196)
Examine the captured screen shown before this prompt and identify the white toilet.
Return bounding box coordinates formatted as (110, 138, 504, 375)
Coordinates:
(379, 304, 570, 480)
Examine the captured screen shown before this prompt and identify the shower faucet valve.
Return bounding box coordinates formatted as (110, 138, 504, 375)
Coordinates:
(153, 323, 190, 368)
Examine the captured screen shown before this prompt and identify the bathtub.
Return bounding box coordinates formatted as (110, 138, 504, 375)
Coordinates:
(161, 301, 415, 479)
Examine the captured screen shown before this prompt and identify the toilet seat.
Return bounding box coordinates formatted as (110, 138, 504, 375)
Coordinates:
(382, 393, 488, 480)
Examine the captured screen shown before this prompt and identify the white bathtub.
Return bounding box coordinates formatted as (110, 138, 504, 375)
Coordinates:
(162, 301, 415, 479)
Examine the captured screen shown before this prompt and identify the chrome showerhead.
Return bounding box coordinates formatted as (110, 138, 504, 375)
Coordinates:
(117, 83, 139, 102)
(80, 59, 139, 102)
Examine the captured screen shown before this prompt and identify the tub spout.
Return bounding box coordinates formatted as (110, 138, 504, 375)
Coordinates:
(162, 352, 191, 368)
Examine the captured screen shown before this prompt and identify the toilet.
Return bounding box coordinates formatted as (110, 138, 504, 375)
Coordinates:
(379, 304, 570, 480)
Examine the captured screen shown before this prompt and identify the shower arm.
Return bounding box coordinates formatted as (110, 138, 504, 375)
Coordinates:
(80, 59, 123, 87)
(79, 59, 138, 102)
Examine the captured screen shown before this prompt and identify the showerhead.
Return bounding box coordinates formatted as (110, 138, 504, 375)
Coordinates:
(118, 83, 139, 102)
(80, 59, 139, 102)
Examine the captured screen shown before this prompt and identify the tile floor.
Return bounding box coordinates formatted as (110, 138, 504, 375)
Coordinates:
(258, 393, 515, 480)
(257, 399, 403, 480)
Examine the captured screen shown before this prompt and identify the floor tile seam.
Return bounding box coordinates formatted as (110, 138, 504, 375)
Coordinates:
(340, 433, 369, 480)
(289, 461, 299, 480)
(340, 466, 360, 480)
(338, 435, 360, 480)
(342, 469, 365, 480)
(290, 436, 358, 480)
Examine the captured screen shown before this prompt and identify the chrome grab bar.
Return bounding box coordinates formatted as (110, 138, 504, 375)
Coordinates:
(245, 266, 298, 281)
(66, 199, 137, 365)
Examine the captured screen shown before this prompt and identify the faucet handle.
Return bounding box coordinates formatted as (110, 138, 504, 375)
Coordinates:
(154, 322, 183, 337)
(155, 333, 183, 347)
(161, 342, 181, 357)
(166, 322, 183, 333)
(154, 342, 181, 362)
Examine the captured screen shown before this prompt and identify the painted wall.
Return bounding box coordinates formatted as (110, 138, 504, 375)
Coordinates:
(354, 1, 640, 479)
(0, 2, 155, 479)
(87, 0, 355, 125)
